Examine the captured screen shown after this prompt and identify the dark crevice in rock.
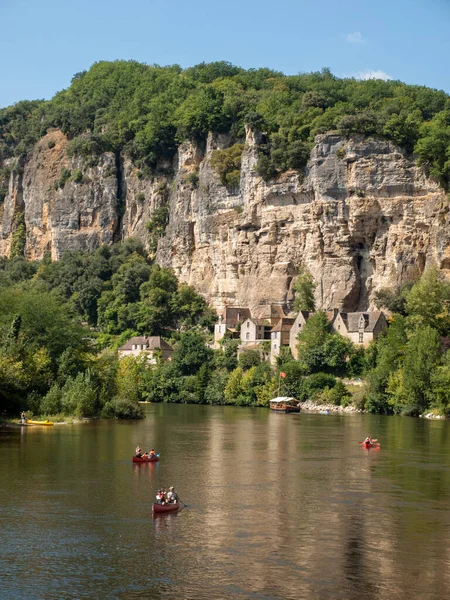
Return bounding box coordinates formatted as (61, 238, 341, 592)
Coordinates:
(114, 152, 126, 242)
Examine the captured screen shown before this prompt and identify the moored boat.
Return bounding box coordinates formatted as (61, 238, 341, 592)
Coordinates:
(269, 397, 301, 413)
(25, 420, 54, 426)
(152, 501, 179, 513)
(132, 455, 159, 463)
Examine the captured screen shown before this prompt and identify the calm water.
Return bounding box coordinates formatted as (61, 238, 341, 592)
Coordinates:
(1, 405, 450, 600)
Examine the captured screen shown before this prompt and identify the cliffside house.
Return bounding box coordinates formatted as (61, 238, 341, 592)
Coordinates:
(332, 311, 387, 346)
(289, 311, 312, 359)
(118, 336, 174, 362)
(270, 318, 296, 364)
(214, 307, 251, 348)
(240, 317, 272, 347)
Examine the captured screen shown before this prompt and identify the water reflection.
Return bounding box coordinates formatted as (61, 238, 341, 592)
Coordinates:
(1, 407, 450, 599)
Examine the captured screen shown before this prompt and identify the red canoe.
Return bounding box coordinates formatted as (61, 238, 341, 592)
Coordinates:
(152, 502, 180, 513)
(132, 456, 159, 463)
(362, 442, 380, 449)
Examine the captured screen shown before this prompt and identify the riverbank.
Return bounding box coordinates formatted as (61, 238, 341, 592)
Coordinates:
(300, 400, 447, 419)
(1, 416, 92, 427)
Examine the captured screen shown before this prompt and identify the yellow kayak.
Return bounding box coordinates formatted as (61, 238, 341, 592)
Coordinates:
(25, 420, 54, 426)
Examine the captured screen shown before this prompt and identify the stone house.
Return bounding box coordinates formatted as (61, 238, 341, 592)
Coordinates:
(270, 318, 296, 364)
(214, 307, 251, 348)
(240, 317, 272, 347)
(118, 336, 174, 362)
(332, 311, 387, 346)
(289, 311, 312, 359)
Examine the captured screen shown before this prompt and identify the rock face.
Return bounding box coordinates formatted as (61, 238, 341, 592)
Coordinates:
(1, 128, 447, 312)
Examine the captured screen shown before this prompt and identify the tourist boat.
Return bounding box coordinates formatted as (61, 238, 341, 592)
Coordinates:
(132, 455, 159, 463)
(269, 397, 301, 413)
(152, 502, 179, 514)
(25, 420, 54, 426)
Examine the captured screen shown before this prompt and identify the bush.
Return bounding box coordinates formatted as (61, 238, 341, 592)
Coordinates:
(26, 392, 42, 415)
(185, 171, 199, 188)
(41, 384, 63, 414)
(101, 401, 115, 418)
(304, 372, 336, 398)
(111, 397, 144, 419)
(56, 168, 71, 189)
(60, 372, 97, 417)
(72, 169, 83, 184)
(238, 349, 261, 370)
(47, 140, 56, 149)
(210, 143, 244, 187)
(10, 213, 26, 258)
(146, 206, 169, 252)
(135, 192, 145, 203)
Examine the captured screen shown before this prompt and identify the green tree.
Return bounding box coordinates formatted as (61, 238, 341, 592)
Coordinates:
(238, 349, 261, 370)
(293, 266, 316, 312)
(405, 267, 450, 334)
(172, 331, 213, 376)
(402, 326, 441, 413)
(210, 143, 245, 187)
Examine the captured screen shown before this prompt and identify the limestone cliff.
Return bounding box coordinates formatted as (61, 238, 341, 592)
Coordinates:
(1, 128, 447, 313)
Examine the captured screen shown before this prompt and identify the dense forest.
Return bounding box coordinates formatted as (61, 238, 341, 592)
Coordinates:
(1, 241, 450, 419)
(1, 60, 450, 189)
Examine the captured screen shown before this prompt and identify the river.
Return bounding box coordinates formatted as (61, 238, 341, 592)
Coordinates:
(1, 405, 450, 600)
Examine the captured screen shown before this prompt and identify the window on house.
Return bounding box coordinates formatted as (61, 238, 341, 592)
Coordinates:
(274, 344, 277, 350)
(359, 332, 364, 343)
(246, 332, 250, 340)
(247, 321, 250, 328)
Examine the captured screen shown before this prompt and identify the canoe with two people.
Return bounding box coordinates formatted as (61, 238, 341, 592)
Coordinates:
(360, 436, 380, 449)
(153, 486, 181, 513)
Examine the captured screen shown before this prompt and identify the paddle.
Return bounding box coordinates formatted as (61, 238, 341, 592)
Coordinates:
(177, 497, 187, 508)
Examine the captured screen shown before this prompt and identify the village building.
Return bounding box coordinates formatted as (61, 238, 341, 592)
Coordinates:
(331, 311, 387, 346)
(118, 336, 174, 362)
(270, 318, 296, 364)
(240, 317, 272, 347)
(213, 307, 251, 348)
(289, 311, 312, 359)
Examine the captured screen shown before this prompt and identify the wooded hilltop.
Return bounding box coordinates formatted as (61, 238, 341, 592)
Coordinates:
(2, 61, 450, 419)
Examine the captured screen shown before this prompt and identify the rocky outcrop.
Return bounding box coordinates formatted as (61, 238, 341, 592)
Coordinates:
(1, 128, 447, 312)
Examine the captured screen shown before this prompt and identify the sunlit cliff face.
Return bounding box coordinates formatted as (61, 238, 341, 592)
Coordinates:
(1, 128, 446, 312)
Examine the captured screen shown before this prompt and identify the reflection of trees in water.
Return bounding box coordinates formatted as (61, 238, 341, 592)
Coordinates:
(342, 511, 378, 600)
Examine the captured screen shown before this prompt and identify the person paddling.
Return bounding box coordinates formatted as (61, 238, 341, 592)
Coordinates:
(135, 445, 142, 458)
(166, 486, 178, 504)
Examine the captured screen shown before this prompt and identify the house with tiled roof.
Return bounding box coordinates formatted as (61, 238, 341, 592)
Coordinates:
(332, 311, 387, 346)
(118, 336, 174, 362)
(270, 318, 296, 363)
(289, 311, 313, 358)
(214, 307, 251, 348)
(240, 317, 272, 347)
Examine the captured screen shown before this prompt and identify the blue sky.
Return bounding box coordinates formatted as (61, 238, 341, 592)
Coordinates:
(1, 0, 449, 108)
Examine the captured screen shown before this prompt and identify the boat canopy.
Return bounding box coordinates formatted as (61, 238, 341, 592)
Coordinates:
(270, 397, 296, 403)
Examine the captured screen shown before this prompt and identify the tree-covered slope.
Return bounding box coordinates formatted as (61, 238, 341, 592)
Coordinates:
(1, 61, 450, 186)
